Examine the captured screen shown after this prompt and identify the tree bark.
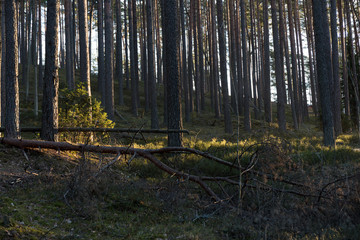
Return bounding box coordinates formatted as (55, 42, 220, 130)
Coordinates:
(197, 0, 205, 111)
(241, 0, 251, 131)
(217, 0, 233, 134)
(98, 0, 105, 104)
(338, 0, 350, 117)
(271, 0, 286, 131)
(116, 0, 124, 106)
(104, 0, 114, 119)
(163, 0, 182, 146)
(4, 0, 19, 138)
(330, 0, 342, 136)
(147, 0, 159, 128)
(65, 0, 75, 90)
(129, 0, 138, 116)
(78, 0, 92, 97)
(287, 0, 300, 126)
(41, 0, 59, 141)
(312, 0, 335, 146)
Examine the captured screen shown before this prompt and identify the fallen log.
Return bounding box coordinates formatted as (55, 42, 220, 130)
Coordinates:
(0, 127, 190, 135)
(0, 137, 223, 201)
(0, 138, 316, 203)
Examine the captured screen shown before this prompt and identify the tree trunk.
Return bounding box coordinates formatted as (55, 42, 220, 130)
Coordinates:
(1, 1, 5, 127)
(5, 0, 19, 138)
(0, 0, 2, 126)
(78, 0, 92, 97)
(197, 0, 205, 111)
(210, 0, 220, 118)
(345, 0, 359, 132)
(304, 0, 318, 117)
(163, 0, 182, 146)
(180, 0, 190, 123)
(65, 0, 75, 90)
(124, 0, 130, 90)
(41, 0, 59, 141)
(241, 0, 251, 131)
(330, 0, 342, 136)
(104, 0, 114, 119)
(98, 0, 105, 104)
(287, 0, 300, 126)
(147, 0, 159, 128)
(271, 0, 286, 131)
(129, 0, 138, 116)
(217, 0, 233, 134)
(263, 0, 271, 123)
(283, 0, 298, 129)
(188, 0, 194, 114)
(339, 0, 350, 117)
(312, 0, 335, 146)
(116, 0, 124, 105)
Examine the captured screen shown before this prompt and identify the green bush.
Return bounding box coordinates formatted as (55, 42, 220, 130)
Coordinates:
(59, 83, 114, 142)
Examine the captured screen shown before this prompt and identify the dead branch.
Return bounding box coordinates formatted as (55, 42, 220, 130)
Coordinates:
(0, 137, 317, 203)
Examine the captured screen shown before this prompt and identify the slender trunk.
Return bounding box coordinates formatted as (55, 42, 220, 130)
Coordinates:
(339, 0, 350, 117)
(197, 0, 205, 111)
(287, 0, 300, 125)
(1, 1, 5, 127)
(271, 0, 286, 131)
(147, 0, 159, 128)
(263, 0, 271, 123)
(331, 0, 342, 136)
(241, 0, 250, 131)
(116, 0, 124, 105)
(312, 0, 335, 146)
(188, 0, 194, 114)
(65, 0, 75, 90)
(180, 0, 189, 123)
(41, 0, 59, 141)
(211, 0, 220, 118)
(217, 0, 233, 134)
(129, 0, 138, 116)
(163, 0, 182, 146)
(104, 0, 114, 119)
(98, 0, 105, 104)
(283, 0, 298, 129)
(124, 0, 129, 89)
(305, 0, 318, 116)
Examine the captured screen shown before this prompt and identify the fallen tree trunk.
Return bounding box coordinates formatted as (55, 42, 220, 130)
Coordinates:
(0, 137, 224, 201)
(0, 137, 321, 203)
(0, 127, 190, 134)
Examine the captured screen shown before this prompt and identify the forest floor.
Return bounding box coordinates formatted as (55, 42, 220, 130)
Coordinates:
(1, 111, 360, 239)
(1, 71, 360, 239)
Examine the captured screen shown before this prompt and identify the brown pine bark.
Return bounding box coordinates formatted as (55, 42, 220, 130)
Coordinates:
(41, 0, 59, 141)
(65, 0, 75, 90)
(312, 0, 335, 146)
(271, 0, 286, 131)
(163, 0, 182, 146)
(78, 0, 92, 97)
(339, 0, 350, 117)
(104, 0, 114, 119)
(116, 0, 124, 106)
(98, 0, 105, 105)
(217, 0, 233, 134)
(263, 0, 271, 123)
(330, 0, 342, 136)
(241, 0, 251, 131)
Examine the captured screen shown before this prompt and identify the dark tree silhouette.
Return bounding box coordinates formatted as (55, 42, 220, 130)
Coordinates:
(41, 0, 59, 141)
(312, 0, 335, 146)
(163, 0, 182, 146)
